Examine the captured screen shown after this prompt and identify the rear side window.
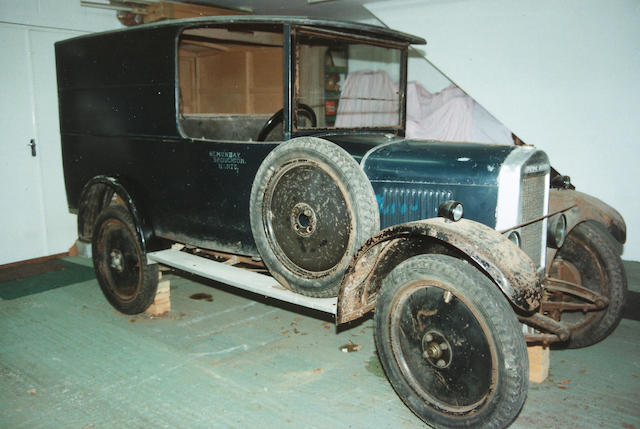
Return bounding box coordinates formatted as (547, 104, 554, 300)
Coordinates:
(177, 25, 284, 141)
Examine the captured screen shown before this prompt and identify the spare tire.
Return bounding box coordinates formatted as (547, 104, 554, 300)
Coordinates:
(250, 137, 379, 297)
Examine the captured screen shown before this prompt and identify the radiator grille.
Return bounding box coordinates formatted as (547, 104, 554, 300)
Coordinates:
(520, 173, 546, 264)
(380, 187, 453, 228)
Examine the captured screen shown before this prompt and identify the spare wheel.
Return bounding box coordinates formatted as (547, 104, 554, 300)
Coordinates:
(250, 137, 379, 297)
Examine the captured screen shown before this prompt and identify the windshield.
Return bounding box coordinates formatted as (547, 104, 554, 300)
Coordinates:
(294, 30, 403, 131)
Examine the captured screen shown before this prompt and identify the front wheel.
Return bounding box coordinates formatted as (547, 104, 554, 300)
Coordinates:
(548, 221, 627, 348)
(375, 254, 528, 429)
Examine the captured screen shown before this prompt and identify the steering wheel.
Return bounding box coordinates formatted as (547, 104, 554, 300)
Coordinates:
(257, 103, 317, 141)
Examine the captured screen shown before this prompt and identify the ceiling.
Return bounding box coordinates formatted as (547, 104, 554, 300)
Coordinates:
(189, 0, 384, 23)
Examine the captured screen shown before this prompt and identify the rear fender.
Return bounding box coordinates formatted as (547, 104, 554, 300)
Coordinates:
(77, 176, 153, 252)
(336, 218, 542, 324)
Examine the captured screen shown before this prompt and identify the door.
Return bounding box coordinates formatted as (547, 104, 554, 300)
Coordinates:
(0, 24, 80, 265)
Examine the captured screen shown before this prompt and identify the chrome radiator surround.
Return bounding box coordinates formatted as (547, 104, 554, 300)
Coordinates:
(496, 147, 550, 270)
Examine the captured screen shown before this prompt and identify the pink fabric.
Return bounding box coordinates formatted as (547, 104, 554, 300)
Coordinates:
(335, 70, 399, 128)
(406, 82, 473, 141)
(334, 72, 512, 144)
(406, 82, 513, 145)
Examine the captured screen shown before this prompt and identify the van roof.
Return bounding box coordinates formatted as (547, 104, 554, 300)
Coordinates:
(63, 15, 426, 46)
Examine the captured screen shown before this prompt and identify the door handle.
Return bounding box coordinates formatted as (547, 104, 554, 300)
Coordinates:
(28, 139, 36, 157)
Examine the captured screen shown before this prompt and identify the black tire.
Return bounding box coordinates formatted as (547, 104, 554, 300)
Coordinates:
(250, 137, 379, 297)
(375, 254, 528, 429)
(92, 205, 159, 314)
(549, 221, 627, 348)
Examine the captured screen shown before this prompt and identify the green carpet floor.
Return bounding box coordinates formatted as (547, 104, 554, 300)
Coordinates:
(0, 259, 95, 300)
(1, 257, 638, 428)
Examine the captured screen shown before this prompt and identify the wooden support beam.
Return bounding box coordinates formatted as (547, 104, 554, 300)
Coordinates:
(145, 272, 171, 316)
(222, 255, 240, 266)
(143, 1, 248, 24)
(528, 345, 550, 383)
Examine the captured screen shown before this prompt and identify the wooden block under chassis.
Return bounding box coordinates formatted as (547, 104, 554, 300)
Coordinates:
(145, 273, 171, 316)
(527, 345, 550, 383)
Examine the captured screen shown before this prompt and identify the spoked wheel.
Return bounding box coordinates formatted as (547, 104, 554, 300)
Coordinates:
(92, 205, 158, 314)
(546, 221, 627, 348)
(250, 137, 379, 297)
(375, 255, 528, 429)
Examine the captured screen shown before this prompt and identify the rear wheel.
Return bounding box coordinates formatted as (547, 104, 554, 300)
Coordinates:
(92, 205, 158, 314)
(548, 221, 626, 348)
(375, 254, 528, 429)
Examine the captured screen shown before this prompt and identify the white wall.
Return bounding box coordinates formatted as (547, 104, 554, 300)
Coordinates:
(0, 1, 122, 264)
(408, 49, 451, 93)
(367, 0, 640, 260)
(0, 0, 119, 32)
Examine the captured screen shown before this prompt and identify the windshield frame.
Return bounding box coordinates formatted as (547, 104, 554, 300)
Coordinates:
(289, 25, 409, 138)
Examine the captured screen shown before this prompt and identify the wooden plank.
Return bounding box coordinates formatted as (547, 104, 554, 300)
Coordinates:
(147, 249, 338, 314)
(146, 279, 171, 317)
(528, 345, 550, 383)
(143, 1, 247, 24)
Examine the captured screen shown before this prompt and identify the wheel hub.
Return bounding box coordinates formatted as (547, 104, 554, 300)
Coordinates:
(389, 283, 495, 411)
(290, 202, 317, 237)
(265, 160, 352, 273)
(422, 330, 452, 369)
(109, 249, 124, 272)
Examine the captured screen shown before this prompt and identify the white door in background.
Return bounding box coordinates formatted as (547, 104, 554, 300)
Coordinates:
(30, 28, 80, 261)
(0, 24, 47, 264)
(0, 24, 79, 265)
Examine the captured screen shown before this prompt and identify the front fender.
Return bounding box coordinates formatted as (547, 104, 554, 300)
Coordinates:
(549, 189, 626, 244)
(336, 218, 542, 324)
(548, 189, 626, 265)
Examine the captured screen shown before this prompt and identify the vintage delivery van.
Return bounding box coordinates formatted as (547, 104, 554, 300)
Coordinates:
(55, 16, 626, 428)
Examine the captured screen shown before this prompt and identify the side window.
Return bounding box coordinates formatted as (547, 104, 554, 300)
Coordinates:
(178, 26, 284, 141)
(295, 32, 402, 131)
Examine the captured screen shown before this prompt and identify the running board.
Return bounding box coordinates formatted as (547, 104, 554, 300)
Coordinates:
(147, 249, 338, 315)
